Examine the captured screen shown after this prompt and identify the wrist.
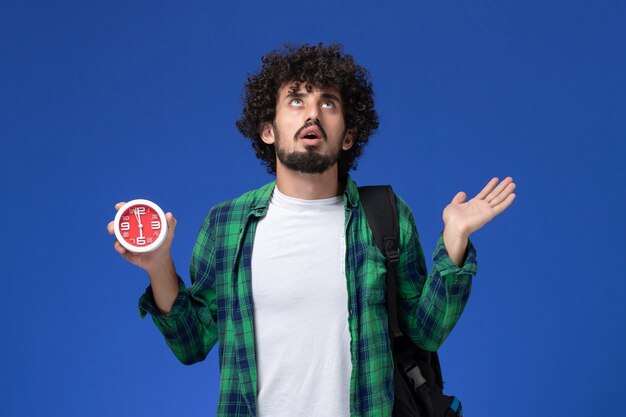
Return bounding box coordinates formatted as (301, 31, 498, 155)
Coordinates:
(145, 254, 175, 276)
(442, 227, 469, 267)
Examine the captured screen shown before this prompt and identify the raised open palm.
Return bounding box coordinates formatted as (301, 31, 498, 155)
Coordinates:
(443, 177, 516, 237)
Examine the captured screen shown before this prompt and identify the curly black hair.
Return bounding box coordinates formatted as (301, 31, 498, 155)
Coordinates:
(236, 43, 379, 180)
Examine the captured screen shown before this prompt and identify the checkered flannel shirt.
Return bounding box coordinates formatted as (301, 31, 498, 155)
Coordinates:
(139, 177, 477, 417)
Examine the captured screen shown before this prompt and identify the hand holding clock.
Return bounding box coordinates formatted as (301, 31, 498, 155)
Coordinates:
(108, 201, 177, 272)
(108, 201, 180, 314)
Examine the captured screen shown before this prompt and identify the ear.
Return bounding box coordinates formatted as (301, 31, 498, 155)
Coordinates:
(342, 129, 355, 151)
(260, 122, 275, 145)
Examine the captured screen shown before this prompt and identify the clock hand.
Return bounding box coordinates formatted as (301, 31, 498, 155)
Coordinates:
(134, 208, 144, 238)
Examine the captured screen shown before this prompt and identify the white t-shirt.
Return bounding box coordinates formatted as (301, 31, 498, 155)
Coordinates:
(251, 187, 351, 417)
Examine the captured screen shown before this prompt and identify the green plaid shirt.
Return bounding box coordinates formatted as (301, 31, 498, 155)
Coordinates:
(139, 177, 477, 417)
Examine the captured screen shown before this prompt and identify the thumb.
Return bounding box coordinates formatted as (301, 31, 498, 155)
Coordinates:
(166, 212, 177, 232)
(451, 191, 467, 205)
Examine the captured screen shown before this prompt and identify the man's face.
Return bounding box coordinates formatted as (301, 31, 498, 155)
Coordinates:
(261, 82, 354, 174)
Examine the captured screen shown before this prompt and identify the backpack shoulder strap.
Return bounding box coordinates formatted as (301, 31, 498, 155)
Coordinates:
(359, 186, 454, 415)
(358, 185, 403, 341)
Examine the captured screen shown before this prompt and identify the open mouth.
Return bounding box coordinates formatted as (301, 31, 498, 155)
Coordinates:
(298, 125, 325, 145)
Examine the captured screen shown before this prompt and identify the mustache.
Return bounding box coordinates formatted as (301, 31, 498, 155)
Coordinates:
(294, 119, 327, 140)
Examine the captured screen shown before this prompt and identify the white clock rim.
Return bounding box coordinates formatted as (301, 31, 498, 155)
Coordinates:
(113, 199, 168, 253)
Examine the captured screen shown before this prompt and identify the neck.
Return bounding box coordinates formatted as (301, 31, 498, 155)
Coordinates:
(275, 162, 343, 199)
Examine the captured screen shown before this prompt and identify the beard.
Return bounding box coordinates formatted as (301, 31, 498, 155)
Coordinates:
(276, 147, 339, 174)
(274, 124, 340, 174)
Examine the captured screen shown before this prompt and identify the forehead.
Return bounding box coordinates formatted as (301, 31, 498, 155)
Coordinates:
(278, 82, 342, 99)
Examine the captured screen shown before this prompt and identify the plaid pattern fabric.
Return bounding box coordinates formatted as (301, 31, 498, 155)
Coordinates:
(139, 177, 477, 417)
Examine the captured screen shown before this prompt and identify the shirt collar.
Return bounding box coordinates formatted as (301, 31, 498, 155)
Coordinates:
(343, 176, 360, 208)
(249, 180, 276, 216)
(249, 175, 360, 216)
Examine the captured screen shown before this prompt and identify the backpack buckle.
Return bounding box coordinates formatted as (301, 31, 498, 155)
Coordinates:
(383, 237, 399, 264)
(404, 362, 427, 391)
(387, 249, 399, 264)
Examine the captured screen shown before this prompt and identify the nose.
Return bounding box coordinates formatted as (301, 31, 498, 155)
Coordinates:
(306, 102, 319, 121)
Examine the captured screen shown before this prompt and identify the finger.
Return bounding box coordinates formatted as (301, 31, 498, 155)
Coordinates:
(486, 177, 513, 203)
(493, 193, 516, 215)
(159, 213, 177, 247)
(451, 191, 467, 205)
(489, 182, 516, 207)
(475, 178, 499, 200)
(166, 212, 177, 228)
(115, 202, 127, 210)
(107, 221, 115, 234)
(165, 213, 177, 236)
(114, 240, 127, 255)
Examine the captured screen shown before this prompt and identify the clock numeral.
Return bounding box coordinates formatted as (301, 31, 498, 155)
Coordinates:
(152, 214, 158, 219)
(148, 237, 154, 243)
(134, 207, 145, 215)
(151, 221, 161, 229)
(153, 231, 160, 237)
(120, 222, 130, 231)
(136, 237, 146, 245)
(122, 216, 130, 221)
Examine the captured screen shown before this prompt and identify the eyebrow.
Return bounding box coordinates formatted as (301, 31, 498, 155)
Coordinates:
(321, 92, 342, 103)
(285, 91, 306, 99)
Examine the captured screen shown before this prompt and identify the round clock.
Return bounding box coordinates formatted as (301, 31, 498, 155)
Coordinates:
(113, 199, 168, 253)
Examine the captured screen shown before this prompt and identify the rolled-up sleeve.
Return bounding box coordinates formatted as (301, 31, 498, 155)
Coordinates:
(137, 213, 219, 365)
(395, 196, 478, 352)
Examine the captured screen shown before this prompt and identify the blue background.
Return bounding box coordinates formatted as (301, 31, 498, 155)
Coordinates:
(2, 1, 625, 416)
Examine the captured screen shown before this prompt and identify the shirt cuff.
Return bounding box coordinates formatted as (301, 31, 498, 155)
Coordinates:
(431, 233, 478, 278)
(138, 275, 190, 320)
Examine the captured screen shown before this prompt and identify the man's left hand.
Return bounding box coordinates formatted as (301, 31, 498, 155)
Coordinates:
(443, 176, 517, 239)
(441, 177, 516, 266)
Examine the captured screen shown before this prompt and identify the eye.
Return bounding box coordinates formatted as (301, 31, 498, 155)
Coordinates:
(321, 101, 335, 109)
(289, 98, 303, 106)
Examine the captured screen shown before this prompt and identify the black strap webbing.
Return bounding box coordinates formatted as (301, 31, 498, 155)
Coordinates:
(358, 185, 403, 344)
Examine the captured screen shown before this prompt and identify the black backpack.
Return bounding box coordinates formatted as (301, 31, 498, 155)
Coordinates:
(358, 185, 463, 417)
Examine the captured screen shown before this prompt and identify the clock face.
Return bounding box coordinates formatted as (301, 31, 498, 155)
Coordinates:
(113, 199, 168, 253)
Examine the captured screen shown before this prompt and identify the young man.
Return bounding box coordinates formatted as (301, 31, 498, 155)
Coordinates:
(108, 44, 516, 417)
